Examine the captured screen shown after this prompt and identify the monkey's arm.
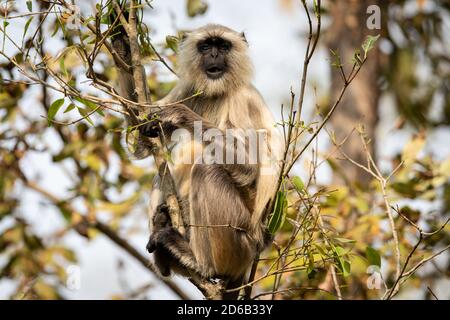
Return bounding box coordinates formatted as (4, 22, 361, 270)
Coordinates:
(141, 104, 259, 184)
(141, 104, 214, 136)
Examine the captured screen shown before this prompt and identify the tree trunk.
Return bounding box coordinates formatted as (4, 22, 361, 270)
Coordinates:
(326, 0, 382, 184)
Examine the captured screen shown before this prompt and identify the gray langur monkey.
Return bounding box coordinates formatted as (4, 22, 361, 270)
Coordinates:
(124, 24, 284, 297)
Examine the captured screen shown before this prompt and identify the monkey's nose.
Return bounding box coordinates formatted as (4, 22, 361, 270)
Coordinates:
(210, 47, 219, 58)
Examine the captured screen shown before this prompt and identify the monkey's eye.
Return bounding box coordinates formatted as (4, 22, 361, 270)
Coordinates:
(198, 43, 210, 53)
(219, 42, 231, 51)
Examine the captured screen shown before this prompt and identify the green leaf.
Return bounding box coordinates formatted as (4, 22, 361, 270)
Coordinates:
(329, 49, 343, 68)
(307, 251, 316, 279)
(51, 19, 61, 37)
(59, 56, 67, 77)
(75, 97, 104, 117)
(268, 191, 287, 234)
(23, 17, 34, 40)
(47, 98, 65, 126)
(292, 176, 305, 193)
(166, 35, 179, 53)
(100, 7, 111, 25)
(334, 237, 356, 244)
(82, 16, 95, 27)
(26, 0, 33, 12)
(353, 49, 363, 66)
(313, 0, 319, 17)
(1, 21, 8, 52)
(56, 202, 72, 222)
(342, 260, 351, 277)
(64, 103, 76, 113)
(362, 34, 380, 58)
(76, 107, 94, 126)
(334, 246, 351, 277)
(365, 246, 381, 267)
(307, 268, 317, 279)
(314, 243, 328, 258)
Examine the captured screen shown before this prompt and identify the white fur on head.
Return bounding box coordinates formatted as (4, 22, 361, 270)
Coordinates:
(177, 24, 253, 97)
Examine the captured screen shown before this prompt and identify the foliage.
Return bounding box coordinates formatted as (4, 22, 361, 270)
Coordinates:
(382, 0, 450, 127)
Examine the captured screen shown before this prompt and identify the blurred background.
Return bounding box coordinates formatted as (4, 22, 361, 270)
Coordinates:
(0, 0, 449, 299)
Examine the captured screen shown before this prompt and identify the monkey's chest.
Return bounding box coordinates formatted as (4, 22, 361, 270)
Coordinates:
(167, 124, 249, 201)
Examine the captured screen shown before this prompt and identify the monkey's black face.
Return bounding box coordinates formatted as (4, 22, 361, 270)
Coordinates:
(197, 37, 232, 79)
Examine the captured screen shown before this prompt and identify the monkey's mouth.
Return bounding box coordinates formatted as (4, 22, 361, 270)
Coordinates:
(206, 65, 225, 79)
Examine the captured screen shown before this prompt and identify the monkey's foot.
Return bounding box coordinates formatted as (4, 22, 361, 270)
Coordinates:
(152, 203, 171, 230)
(146, 231, 174, 277)
(146, 227, 173, 253)
(146, 235, 157, 253)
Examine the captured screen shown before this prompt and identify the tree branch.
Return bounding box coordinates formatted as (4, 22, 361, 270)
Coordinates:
(109, 0, 184, 234)
(108, 0, 226, 299)
(22, 179, 191, 300)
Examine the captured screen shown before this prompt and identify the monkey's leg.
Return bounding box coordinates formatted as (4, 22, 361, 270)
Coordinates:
(189, 164, 258, 280)
(150, 246, 173, 277)
(148, 226, 201, 276)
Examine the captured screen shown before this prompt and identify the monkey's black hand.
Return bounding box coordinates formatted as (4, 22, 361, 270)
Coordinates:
(141, 105, 200, 138)
(153, 204, 172, 229)
(139, 113, 161, 138)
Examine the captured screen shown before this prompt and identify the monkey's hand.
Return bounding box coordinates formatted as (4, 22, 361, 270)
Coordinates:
(152, 204, 172, 229)
(139, 107, 178, 138)
(138, 113, 161, 138)
(141, 104, 209, 138)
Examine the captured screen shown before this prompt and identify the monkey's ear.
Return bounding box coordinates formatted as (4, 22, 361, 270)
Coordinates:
(180, 31, 189, 43)
(240, 32, 248, 45)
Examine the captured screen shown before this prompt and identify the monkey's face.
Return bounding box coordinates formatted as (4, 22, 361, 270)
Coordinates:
(197, 37, 232, 80)
(177, 24, 253, 96)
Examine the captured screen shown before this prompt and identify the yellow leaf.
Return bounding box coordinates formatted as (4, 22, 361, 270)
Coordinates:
(34, 280, 59, 299)
(437, 158, 450, 179)
(401, 134, 425, 167)
(97, 193, 139, 216)
(84, 154, 103, 172)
